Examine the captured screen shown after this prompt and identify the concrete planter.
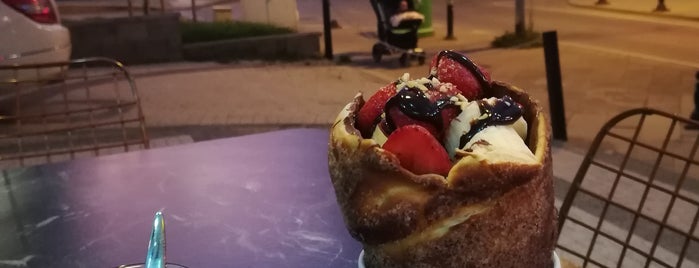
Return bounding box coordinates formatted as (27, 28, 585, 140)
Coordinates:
(65, 13, 320, 64)
(65, 14, 183, 64)
(182, 32, 321, 61)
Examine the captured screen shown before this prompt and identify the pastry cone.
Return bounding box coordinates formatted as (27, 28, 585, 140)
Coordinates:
(328, 81, 557, 268)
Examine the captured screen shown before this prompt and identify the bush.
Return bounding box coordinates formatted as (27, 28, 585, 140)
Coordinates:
(491, 30, 542, 48)
(180, 21, 294, 44)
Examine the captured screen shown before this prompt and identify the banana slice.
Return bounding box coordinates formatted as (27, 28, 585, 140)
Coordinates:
(444, 101, 481, 159)
(444, 97, 529, 159)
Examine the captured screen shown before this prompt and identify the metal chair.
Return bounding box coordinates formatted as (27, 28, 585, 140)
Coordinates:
(0, 57, 149, 169)
(556, 108, 699, 267)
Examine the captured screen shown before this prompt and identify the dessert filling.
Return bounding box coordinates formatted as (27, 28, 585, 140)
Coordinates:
(354, 50, 536, 176)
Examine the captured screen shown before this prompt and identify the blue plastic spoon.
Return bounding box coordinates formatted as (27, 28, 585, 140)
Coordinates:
(144, 211, 166, 268)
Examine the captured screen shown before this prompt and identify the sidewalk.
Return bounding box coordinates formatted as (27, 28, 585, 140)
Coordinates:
(568, 0, 699, 21)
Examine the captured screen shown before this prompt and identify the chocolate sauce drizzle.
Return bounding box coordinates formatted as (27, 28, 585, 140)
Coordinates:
(379, 50, 491, 134)
(459, 95, 524, 148)
(384, 86, 455, 133)
(374, 51, 522, 148)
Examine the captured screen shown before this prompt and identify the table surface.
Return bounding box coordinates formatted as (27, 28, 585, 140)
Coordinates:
(0, 128, 362, 268)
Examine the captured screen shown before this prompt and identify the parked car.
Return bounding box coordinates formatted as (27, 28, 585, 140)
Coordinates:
(0, 0, 71, 81)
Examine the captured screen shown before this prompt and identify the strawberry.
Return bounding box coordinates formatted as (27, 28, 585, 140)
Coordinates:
(424, 84, 462, 133)
(386, 107, 440, 138)
(357, 83, 397, 137)
(440, 106, 461, 130)
(430, 53, 491, 100)
(382, 125, 452, 176)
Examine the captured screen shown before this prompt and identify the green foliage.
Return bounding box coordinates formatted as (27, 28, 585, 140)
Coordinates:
(180, 21, 294, 44)
(336, 54, 352, 64)
(491, 30, 543, 48)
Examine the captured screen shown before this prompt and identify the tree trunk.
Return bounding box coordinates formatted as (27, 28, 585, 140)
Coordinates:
(654, 0, 669, 12)
(515, 0, 525, 36)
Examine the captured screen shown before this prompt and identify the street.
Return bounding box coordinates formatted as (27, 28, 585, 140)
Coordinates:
(290, 0, 699, 154)
(320, 0, 699, 66)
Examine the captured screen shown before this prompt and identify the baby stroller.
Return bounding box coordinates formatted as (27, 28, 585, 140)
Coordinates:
(370, 0, 426, 66)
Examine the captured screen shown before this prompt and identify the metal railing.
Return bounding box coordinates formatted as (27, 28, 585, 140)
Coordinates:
(126, 0, 199, 21)
(126, 0, 166, 17)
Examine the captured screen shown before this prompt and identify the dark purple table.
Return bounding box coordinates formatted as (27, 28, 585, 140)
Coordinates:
(0, 129, 362, 268)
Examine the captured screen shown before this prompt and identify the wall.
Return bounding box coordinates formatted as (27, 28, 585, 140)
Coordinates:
(65, 14, 182, 64)
(65, 13, 320, 63)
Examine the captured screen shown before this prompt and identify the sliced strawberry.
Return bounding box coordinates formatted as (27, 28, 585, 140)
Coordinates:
(430, 53, 490, 100)
(386, 107, 440, 138)
(382, 125, 452, 176)
(357, 83, 397, 137)
(440, 106, 461, 130)
(423, 84, 461, 132)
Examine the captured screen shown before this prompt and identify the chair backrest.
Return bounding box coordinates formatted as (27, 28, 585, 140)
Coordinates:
(0, 57, 149, 169)
(556, 108, 699, 267)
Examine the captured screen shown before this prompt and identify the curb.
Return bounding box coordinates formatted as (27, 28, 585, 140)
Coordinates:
(567, 1, 699, 22)
(182, 32, 322, 61)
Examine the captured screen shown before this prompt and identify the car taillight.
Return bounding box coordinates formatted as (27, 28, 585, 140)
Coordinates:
(2, 0, 58, 24)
